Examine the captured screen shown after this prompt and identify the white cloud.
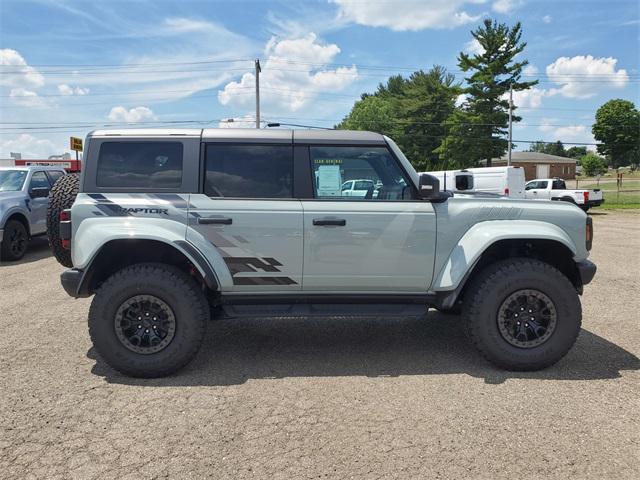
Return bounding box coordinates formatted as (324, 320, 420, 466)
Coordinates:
(492, 0, 520, 14)
(0, 49, 45, 89)
(546, 55, 629, 99)
(464, 38, 485, 55)
(164, 17, 221, 33)
(107, 106, 156, 123)
(8, 88, 47, 108)
(331, 0, 482, 31)
(510, 87, 548, 109)
(57, 84, 90, 96)
(523, 64, 538, 76)
(218, 115, 257, 128)
(538, 120, 596, 149)
(542, 15, 552, 24)
(455, 93, 468, 107)
(218, 33, 358, 113)
(0, 134, 67, 159)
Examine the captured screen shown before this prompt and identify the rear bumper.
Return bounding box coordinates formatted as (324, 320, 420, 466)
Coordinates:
(576, 259, 597, 286)
(586, 199, 604, 207)
(60, 268, 85, 298)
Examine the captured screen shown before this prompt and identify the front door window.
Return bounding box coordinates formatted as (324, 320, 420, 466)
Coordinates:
(310, 146, 413, 200)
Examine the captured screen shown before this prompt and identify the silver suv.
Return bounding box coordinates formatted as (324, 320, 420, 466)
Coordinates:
(0, 166, 66, 260)
(50, 129, 596, 377)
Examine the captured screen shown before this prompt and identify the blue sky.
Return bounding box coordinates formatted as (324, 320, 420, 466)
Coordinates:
(1, 0, 638, 158)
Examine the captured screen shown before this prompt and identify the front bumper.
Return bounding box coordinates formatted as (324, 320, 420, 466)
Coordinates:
(61, 268, 84, 297)
(576, 259, 597, 286)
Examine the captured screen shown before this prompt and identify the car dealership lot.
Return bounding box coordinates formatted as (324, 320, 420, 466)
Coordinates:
(1, 212, 639, 479)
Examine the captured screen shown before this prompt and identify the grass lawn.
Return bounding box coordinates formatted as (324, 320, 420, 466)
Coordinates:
(580, 180, 640, 209)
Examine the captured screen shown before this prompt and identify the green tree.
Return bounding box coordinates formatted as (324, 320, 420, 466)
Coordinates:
(336, 95, 399, 138)
(580, 152, 608, 177)
(566, 146, 588, 159)
(441, 19, 538, 167)
(337, 66, 459, 171)
(592, 99, 640, 168)
(528, 140, 566, 157)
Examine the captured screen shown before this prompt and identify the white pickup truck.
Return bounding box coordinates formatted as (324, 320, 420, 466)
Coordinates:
(525, 178, 604, 211)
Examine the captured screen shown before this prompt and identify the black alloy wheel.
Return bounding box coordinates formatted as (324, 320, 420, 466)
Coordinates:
(497, 289, 557, 348)
(114, 294, 177, 354)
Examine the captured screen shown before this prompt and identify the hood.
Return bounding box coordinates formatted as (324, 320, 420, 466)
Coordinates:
(0, 190, 25, 200)
(0, 191, 26, 210)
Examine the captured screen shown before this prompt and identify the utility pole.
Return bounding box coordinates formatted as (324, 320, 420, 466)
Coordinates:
(255, 59, 261, 129)
(507, 83, 513, 166)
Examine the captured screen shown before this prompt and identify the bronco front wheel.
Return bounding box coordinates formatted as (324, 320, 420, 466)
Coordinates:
(463, 258, 582, 371)
(88, 263, 209, 377)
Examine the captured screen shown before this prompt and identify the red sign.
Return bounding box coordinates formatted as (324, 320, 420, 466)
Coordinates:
(14, 159, 81, 172)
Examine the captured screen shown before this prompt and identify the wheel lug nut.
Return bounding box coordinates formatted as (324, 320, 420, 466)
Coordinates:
(515, 314, 518, 317)
(137, 325, 141, 329)
(145, 313, 150, 316)
(145, 329, 149, 333)
(138, 317, 142, 320)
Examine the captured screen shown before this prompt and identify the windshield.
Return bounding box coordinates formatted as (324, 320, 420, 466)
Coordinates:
(0, 170, 27, 192)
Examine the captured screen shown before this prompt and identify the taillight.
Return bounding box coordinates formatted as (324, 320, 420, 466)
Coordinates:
(504, 187, 510, 196)
(59, 209, 72, 249)
(583, 191, 589, 203)
(586, 217, 593, 251)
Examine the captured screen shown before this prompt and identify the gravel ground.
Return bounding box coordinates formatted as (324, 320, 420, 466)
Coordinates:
(1, 211, 639, 479)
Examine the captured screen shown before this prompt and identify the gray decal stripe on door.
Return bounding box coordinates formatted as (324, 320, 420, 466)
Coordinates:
(223, 257, 282, 275)
(234, 277, 298, 286)
(148, 193, 193, 209)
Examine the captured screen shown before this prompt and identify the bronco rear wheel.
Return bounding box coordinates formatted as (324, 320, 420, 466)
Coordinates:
(463, 258, 581, 371)
(88, 263, 209, 377)
(47, 172, 79, 267)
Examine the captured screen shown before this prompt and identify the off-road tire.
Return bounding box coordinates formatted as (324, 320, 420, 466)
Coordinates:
(47, 173, 79, 267)
(462, 258, 581, 371)
(1, 219, 28, 261)
(88, 263, 209, 378)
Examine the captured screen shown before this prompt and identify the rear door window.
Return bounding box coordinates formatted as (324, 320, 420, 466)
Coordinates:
(96, 142, 183, 189)
(204, 144, 293, 198)
(29, 171, 51, 190)
(46, 170, 64, 185)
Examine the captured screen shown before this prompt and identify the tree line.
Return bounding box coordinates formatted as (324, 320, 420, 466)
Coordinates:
(337, 19, 640, 173)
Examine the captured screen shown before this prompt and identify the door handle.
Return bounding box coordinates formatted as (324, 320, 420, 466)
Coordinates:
(313, 218, 346, 226)
(198, 217, 232, 225)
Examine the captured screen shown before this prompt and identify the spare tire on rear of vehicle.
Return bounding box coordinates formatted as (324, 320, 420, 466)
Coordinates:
(47, 173, 79, 267)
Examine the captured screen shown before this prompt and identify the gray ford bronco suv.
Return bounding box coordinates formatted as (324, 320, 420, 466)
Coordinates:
(49, 128, 596, 378)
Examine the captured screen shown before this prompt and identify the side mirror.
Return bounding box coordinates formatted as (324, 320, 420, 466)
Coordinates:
(418, 173, 451, 202)
(30, 187, 50, 198)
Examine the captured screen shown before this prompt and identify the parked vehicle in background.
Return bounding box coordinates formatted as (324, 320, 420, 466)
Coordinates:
(424, 166, 524, 197)
(525, 178, 604, 211)
(0, 166, 67, 260)
(50, 129, 596, 378)
(466, 166, 525, 198)
(421, 170, 474, 192)
(341, 179, 378, 198)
